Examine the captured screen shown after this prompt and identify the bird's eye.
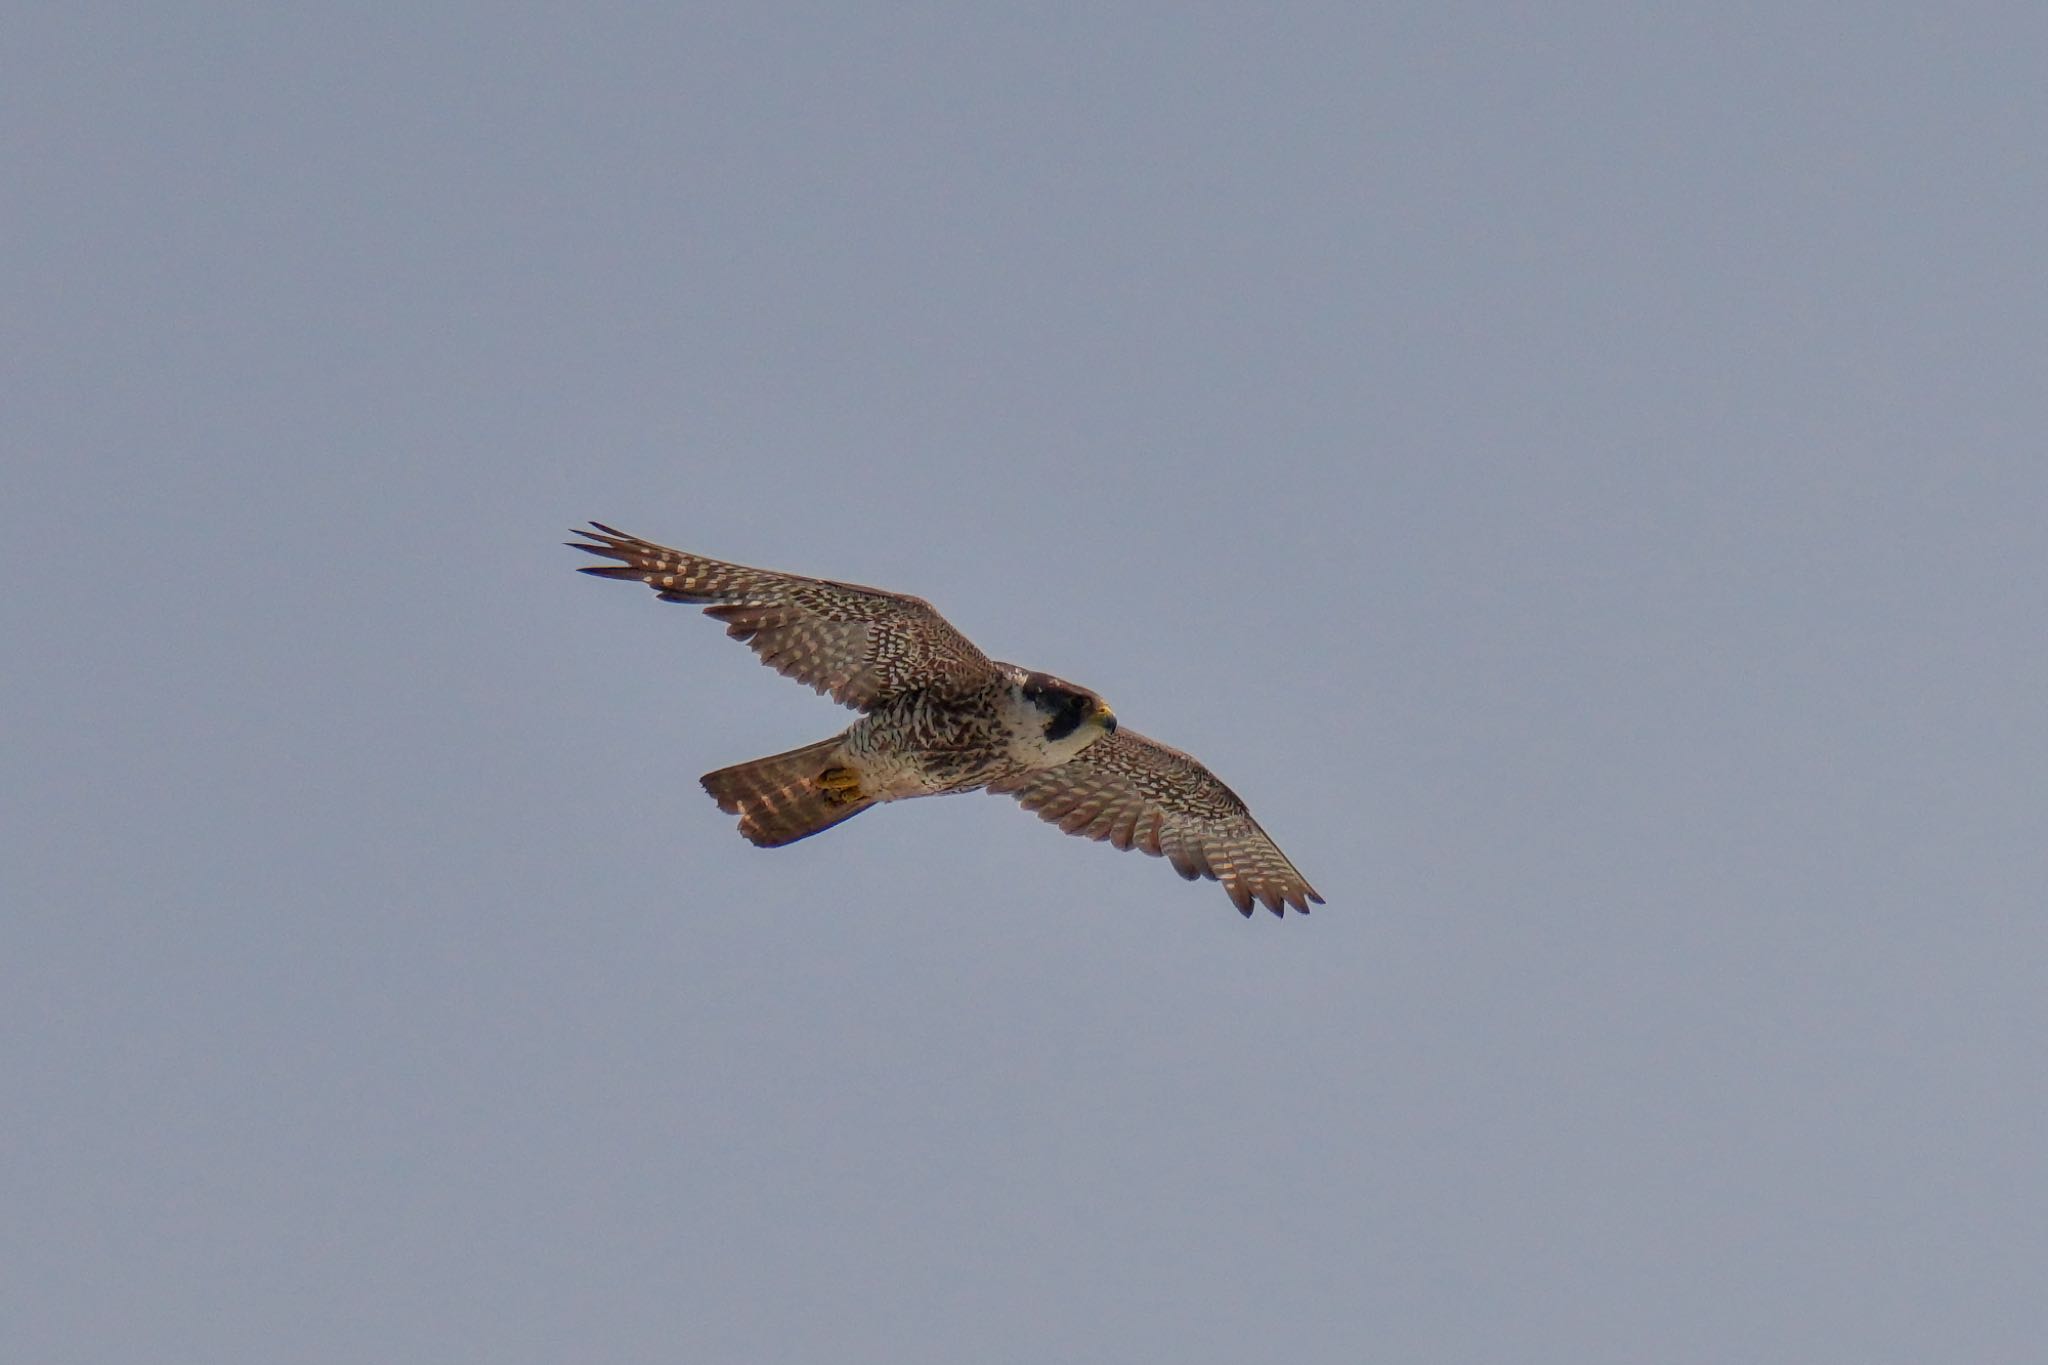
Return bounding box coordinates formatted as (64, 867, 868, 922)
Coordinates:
(1043, 696, 1084, 742)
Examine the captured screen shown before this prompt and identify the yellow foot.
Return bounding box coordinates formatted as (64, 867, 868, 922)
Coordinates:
(816, 766, 864, 805)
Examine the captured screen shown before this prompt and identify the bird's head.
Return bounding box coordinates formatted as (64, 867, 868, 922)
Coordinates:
(1017, 671, 1117, 750)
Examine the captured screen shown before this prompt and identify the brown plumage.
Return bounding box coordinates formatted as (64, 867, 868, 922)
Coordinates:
(571, 522, 991, 709)
(986, 732, 1321, 915)
(700, 737, 875, 848)
(569, 523, 1323, 917)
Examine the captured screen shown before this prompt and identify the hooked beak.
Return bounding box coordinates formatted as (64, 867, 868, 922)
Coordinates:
(1094, 701, 1118, 734)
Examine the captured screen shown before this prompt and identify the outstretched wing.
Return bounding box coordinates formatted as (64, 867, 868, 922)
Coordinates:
(569, 523, 995, 710)
(987, 730, 1323, 917)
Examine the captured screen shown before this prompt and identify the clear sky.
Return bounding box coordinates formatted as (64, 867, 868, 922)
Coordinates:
(7, 4, 2045, 1362)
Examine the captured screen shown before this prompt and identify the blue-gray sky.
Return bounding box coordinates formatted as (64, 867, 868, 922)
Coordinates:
(7, 4, 2045, 1362)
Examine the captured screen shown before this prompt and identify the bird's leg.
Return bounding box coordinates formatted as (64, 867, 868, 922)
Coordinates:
(816, 766, 864, 805)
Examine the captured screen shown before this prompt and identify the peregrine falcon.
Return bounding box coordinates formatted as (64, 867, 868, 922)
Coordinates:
(569, 523, 1323, 916)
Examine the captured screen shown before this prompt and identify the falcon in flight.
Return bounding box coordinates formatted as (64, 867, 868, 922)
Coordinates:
(569, 523, 1323, 916)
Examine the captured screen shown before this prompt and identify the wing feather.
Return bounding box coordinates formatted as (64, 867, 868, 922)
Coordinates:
(988, 730, 1324, 917)
(569, 523, 995, 710)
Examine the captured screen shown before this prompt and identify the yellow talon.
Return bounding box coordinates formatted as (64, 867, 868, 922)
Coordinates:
(817, 767, 863, 802)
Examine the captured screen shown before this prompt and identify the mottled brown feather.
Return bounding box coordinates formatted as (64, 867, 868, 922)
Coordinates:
(569, 523, 996, 711)
(699, 737, 874, 847)
(987, 730, 1324, 917)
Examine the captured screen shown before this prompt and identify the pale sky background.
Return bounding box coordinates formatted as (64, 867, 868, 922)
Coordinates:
(6, 4, 2045, 1362)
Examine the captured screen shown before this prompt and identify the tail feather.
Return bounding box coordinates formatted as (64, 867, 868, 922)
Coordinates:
(701, 736, 876, 847)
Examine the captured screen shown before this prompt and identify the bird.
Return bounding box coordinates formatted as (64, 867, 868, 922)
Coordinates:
(568, 523, 1323, 916)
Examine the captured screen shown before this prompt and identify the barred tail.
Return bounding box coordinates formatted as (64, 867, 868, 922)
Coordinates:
(700, 735, 876, 848)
